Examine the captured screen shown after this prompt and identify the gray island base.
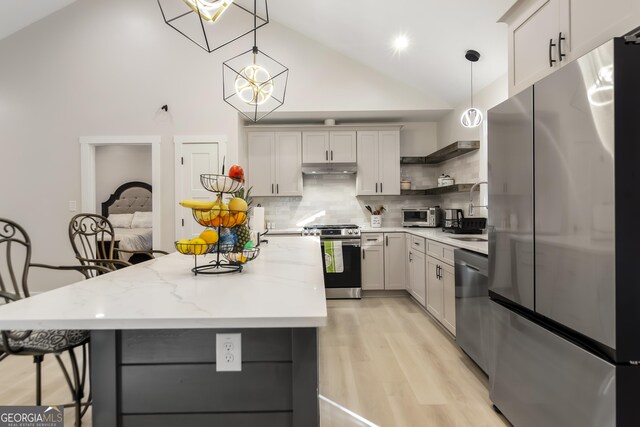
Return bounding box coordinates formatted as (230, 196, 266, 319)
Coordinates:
(92, 327, 318, 427)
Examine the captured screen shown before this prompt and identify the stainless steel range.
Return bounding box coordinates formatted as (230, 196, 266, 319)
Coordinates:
(302, 224, 361, 299)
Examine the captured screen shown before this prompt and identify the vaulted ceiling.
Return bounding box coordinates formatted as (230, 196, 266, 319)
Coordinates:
(0, 0, 515, 108)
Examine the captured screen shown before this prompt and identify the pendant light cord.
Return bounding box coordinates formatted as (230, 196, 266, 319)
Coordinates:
(470, 62, 474, 108)
(253, 0, 257, 50)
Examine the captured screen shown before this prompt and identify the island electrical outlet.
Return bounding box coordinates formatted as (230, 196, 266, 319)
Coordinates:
(216, 333, 241, 372)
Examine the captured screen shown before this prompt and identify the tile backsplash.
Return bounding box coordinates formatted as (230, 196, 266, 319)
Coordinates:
(253, 174, 483, 229)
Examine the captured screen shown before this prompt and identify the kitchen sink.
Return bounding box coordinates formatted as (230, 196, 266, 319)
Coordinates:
(450, 236, 488, 242)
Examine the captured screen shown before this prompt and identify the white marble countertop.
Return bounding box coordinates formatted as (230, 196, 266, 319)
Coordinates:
(360, 226, 488, 255)
(0, 237, 327, 330)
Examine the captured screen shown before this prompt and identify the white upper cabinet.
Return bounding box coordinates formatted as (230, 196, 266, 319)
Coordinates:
(274, 132, 303, 197)
(356, 130, 400, 196)
(509, 0, 564, 94)
(502, 0, 639, 96)
(302, 131, 330, 164)
(247, 132, 276, 197)
(302, 131, 357, 164)
(568, 0, 639, 60)
(329, 131, 357, 163)
(247, 131, 302, 197)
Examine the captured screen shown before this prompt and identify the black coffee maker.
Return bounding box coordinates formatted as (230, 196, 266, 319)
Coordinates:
(441, 209, 486, 234)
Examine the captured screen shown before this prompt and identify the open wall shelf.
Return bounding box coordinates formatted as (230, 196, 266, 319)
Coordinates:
(401, 184, 474, 196)
(401, 140, 480, 165)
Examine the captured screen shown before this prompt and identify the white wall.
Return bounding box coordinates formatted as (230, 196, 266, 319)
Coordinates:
(95, 145, 152, 213)
(400, 122, 438, 156)
(436, 75, 509, 214)
(0, 0, 449, 292)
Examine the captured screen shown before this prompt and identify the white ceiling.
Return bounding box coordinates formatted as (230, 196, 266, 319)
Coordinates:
(268, 0, 516, 107)
(0, 0, 77, 41)
(0, 0, 515, 108)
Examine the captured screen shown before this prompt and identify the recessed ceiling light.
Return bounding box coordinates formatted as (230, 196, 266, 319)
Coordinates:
(393, 34, 410, 53)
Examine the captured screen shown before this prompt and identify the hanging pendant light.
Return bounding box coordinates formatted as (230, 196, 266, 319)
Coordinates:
(222, 0, 288, 122)
(461, 50, 483, 128)
(157, 0, 269, 53)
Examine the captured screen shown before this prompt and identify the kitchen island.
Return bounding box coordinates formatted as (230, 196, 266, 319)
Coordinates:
(0, 236, 326, 427)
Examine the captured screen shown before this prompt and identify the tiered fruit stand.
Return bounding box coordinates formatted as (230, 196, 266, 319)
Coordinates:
(175, 173, 259, 275)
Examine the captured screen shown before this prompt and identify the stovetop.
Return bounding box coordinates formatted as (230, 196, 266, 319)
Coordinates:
(302, 224, 361, 237)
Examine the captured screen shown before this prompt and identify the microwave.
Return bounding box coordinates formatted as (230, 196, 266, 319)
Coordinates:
(402, 207, 441, 228)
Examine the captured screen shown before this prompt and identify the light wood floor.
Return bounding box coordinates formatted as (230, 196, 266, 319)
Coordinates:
(0, 296, 509, 427)
(319, 297, 509, 427)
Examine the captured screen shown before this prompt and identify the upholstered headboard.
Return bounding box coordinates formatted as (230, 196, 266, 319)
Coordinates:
(101, 181, 152, 217)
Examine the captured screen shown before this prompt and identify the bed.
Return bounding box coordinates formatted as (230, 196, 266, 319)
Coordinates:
(101, 181, 153, 263)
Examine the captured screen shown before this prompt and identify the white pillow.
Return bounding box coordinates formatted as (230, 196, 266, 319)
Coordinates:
(109, 213, 134, 229)
(131, 211, 153, 228)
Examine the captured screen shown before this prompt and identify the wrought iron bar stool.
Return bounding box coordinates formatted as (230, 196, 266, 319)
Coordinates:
(0, 218, 109, 426)
(68, 213, 167, 275)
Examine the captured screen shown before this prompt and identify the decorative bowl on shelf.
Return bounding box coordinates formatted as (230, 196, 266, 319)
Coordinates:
(200, 174, 244, 193)
(223, 248, 260, 264)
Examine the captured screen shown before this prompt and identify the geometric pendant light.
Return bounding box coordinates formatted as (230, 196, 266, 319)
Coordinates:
(222, 0, 289, 122)
(460, 49, 483, 128)
(157, 0, 269, 53)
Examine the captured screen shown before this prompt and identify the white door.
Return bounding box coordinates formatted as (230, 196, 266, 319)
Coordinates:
(274, 132, 303, 196)
(178, 143, 220, 238)
(329, 131, 357, 163)
(247, 132, 275, 197)
(426, 256, 443, 321)
(410, 250, 426, 306)
(511, 0, 561, 92)
(442, 263, 456, 336)
(302, 131, 330, 164)
(362, 245, 385, 290)
(356, 131, 379, 196)
(378, 130, 400, 195)
(384, 233, 406, 290)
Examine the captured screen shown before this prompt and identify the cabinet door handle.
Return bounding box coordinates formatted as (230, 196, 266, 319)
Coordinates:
(331, 150, 333, 161)
(409, 252, 412, 262)
(549, 38, 557, 67)
(271, 184, 274, 194)
(380, 182, 383, 193)
(276, 184, 279, 194)
(367, 238, 378, 241)
(375, 183, 378, 193)
(558, 32, 566, 62)
(385, 236, 389, 246)
(363, 249, 366, 260)
(436, 265, 440, 279)
(326, 150, 328, 161)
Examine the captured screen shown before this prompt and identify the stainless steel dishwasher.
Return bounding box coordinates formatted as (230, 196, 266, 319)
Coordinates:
(454, 249, 491, 375)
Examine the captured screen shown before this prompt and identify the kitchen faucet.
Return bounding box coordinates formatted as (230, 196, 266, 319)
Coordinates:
(468, 181, 488, 216)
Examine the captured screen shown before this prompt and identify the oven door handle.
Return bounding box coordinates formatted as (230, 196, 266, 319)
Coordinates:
(321, 240, 361, 248)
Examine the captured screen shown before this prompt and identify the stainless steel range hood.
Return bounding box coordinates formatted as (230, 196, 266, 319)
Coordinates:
(302, 163, 357, 175)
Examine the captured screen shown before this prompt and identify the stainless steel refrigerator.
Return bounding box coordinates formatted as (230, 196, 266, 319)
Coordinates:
(488, 37, 640, 426)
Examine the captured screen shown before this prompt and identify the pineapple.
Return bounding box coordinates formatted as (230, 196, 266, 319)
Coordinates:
(234, 224, 251, 252)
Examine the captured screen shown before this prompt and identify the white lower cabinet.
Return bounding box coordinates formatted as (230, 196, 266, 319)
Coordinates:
(441, 263, 456, 335)
(384, 233, 406, 290)
(426, 253, 456, 336)
(426, 256, 444, 319)
(408, 249, 426, 306)
(362, 244, 384, 291)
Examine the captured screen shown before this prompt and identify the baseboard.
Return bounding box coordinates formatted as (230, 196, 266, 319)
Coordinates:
(362, 289, 410, 298)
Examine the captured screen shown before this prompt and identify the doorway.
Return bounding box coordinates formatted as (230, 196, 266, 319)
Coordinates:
(79, 135, 162, 249)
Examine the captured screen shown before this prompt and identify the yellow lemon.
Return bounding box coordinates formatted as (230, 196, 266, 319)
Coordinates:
(176, 239, 191, 254)
(189, 237, 208, 255)
(229, 197, 248, 212)
(199, 229, 219, 245)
